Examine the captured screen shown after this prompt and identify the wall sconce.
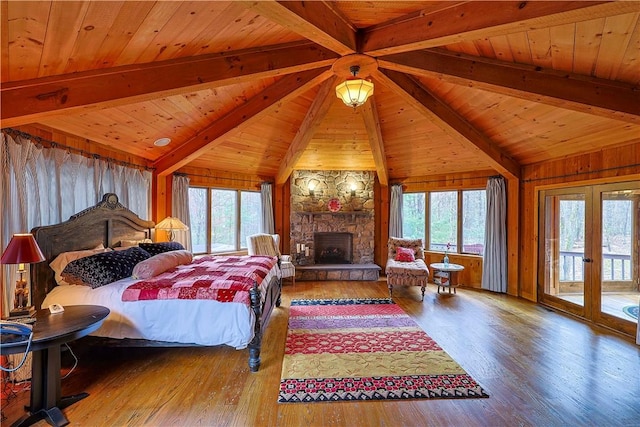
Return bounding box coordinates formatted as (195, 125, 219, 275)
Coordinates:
(308, 181, 316, 196)
(350, 183, 357, 197)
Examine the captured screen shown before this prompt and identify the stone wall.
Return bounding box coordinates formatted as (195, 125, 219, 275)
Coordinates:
(290, 170, 375, 265)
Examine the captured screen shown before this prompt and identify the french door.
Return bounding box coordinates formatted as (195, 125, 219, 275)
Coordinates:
(538, 181, 639, 336)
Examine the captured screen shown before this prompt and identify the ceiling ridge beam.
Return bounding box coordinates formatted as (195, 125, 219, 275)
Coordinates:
(361, 1, 636, 56)
(2, 42, 339, 127)
(241, 1, 357, 56)
(360, 100, 389, 186)
(376, 69, 521, 180)
(378, 49, 640, 123)
(154, 68, 335, 176)
(275, 75, 339, 185)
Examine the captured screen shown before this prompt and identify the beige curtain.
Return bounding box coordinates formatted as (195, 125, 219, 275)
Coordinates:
(482, 176, 507, 293)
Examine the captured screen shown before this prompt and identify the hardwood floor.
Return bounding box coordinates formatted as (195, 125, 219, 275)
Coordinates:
(2, 281, 639, 427)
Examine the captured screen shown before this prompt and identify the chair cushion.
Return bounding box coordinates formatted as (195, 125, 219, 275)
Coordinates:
(395, 247, 415, 262)
(280, 260, 295, 278)
(385, 258, 429, 277)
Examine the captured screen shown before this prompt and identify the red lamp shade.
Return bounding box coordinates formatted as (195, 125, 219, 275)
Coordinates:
(1, 233, 46, 265)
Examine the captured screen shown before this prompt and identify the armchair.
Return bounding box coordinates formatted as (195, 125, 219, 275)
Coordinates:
(385, 237, 429, 301)
(247, 233, 295, 286)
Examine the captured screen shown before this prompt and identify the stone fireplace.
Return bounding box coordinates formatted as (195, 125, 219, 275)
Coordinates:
(290, 170, 380, 281)
(314, 232, 353, 264)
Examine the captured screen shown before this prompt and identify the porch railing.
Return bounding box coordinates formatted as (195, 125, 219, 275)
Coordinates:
(560, 250, 632, 282)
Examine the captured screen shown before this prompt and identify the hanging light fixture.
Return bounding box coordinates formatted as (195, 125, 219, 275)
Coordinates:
(335, 65, 374, 108)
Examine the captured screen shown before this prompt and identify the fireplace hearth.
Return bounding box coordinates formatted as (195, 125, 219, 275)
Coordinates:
(314, 232, 353, 264)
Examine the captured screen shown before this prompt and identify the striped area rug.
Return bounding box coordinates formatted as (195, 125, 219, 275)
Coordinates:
(278, 298, 488, 403)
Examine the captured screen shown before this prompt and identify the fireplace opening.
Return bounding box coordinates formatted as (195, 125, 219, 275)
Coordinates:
(314, 232, 353, 264)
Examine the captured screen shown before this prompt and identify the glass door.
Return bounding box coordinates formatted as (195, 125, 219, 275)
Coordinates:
(594, 183, 639, 336)
(539, 188, 591, 318)
(539, 181, 639, 336)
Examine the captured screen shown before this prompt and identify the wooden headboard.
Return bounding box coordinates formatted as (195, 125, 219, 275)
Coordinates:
(30, 193, 155, 309)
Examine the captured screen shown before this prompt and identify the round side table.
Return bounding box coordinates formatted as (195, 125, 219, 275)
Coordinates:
(430, 262, 465, 294)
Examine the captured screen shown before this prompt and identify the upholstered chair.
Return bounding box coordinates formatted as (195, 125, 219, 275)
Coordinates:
(247, 233, 295, 286)
(385, 237, 430, 301)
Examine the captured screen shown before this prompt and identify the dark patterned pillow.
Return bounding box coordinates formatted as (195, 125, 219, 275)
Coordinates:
(139, 242, 185, 256)
(61, 247, 151, 289)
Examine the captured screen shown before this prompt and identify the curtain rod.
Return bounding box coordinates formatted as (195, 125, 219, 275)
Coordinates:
(2, 128, 154, 172)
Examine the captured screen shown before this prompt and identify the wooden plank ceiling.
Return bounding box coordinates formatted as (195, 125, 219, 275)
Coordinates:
(2, 1, 639, 184)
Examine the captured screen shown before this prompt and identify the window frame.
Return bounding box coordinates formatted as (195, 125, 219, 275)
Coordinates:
(189, 186, 262, 255)
(403, 188, 486, 256)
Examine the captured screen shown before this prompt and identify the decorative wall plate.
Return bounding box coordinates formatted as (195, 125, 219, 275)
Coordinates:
(328, 198, 342, 212)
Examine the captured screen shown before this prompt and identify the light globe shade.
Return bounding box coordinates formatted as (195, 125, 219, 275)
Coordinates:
(335, 78, 374, 108)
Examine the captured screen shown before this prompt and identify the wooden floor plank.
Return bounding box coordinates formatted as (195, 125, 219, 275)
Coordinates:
(2, 280, 639, 426)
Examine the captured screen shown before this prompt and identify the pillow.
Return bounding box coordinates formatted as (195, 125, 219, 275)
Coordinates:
(395, 247, 416, 262)
(61, 247, 151, 289)
(139, 242, 185, 256)
(50, 244, 111, 285)
(119, 238, 153, 247)
(132, 250, 193, 279)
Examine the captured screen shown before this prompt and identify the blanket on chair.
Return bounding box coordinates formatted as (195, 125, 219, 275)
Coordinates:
(122, 255, 277, 305)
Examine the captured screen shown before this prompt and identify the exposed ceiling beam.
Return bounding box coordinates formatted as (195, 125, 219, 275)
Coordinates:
(275, 75, 339, 185)
(154, 68, 334, 176)
(241, 1, 357, 56)
(361, 1, 636, 56)
(377, 69, 521, 180)
(1, 42, 339, 127)
(378, 49, 640, 124)
(360, 100, 389, 186)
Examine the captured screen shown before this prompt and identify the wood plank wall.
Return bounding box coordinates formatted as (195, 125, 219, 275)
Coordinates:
(519, 142, 640, 302)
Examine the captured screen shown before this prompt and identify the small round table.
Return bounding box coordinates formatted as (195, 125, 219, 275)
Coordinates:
(430, 263, 465, 294)
(1, 305, 109, 427)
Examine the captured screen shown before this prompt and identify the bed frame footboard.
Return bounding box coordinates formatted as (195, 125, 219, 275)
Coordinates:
(248, 272, 282, 372)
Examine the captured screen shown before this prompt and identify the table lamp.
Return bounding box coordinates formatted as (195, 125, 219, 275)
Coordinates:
(1, 233, 46, 317)
(155, 217, 189, 242)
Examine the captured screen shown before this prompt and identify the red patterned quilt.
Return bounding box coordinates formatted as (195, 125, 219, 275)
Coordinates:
(122, 255, 277, 305)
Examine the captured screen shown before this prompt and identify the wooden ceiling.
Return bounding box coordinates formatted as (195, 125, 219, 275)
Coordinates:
(2, 1, 639, 185)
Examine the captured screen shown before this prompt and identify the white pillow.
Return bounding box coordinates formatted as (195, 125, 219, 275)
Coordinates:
(132, 250, 193, 279)
(50, 244, 111, 285)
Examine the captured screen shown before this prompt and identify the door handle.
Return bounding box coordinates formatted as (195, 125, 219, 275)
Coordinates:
(582, 257, 592, 263)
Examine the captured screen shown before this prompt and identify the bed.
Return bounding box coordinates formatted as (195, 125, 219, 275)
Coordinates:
(30, 193, 282, 372)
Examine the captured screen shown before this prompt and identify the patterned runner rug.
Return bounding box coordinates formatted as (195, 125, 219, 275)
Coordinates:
(278, 298, 489, 403)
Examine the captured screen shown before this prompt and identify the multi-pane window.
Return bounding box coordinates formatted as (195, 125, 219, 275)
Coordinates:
(402, 189, 486, 256)
(188, 187, 261, 254)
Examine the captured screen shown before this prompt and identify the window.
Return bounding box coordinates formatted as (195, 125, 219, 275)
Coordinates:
(188, 187, 262, 254)
(402, 189, 486, 256)
(462, 190, 486, 255)
(430, 191, 458, 252)
(402, 193, 425, 240)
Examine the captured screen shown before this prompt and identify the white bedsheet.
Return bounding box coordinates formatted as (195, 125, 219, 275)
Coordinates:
(42, 267, 277, 349)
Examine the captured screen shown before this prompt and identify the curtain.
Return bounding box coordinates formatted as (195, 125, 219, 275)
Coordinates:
(1, 131, 151, 313)
(389, 184, 403, 238)
(172, 174, 192, 251)
(482, 176, 507, 293)
(261, 182, 274, 234)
